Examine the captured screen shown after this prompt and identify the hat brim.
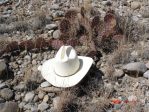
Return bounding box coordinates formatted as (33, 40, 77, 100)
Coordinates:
(40, 56, 93, 88)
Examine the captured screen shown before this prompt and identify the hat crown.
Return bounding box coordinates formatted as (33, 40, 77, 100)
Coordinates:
(54, 46, 80, 77)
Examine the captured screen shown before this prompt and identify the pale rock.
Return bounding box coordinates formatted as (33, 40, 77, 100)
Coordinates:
(131, 1, 141, 10)
(43, 95, 49, 103)
(143, 70, 149, 79)
(123, 62, 147, 75)
(24, 92, 35, 102)
(38, 102, 49, 111)
(52, 30, 60, 39)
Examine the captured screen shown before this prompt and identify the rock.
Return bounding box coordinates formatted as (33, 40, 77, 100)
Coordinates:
(53, 97, 60, 110)
(143, 70, 149, 79)
(0, 60, 6, 78)
(113, 69, 124, 78)
(0, 83, 7, 89)
(38, 87, 61, 93)
(52, 30, 60, 39)
(24, 55, 31, 61)
(38, 91, 45, 99)
(0, 88, 13, 100)
(32, 54, 37, 59)
(19, 102, 26, 109)
(146, 62, 149, 69)
(15, 93, 21, 101)
(38, 102, 49, 111)
(45, 24, 57, 30)
(43, 95, 49, 103)
(131, 1, 141, 10)
(33, 95, 39, 102)
(40, 81, 51, 88)
(32, 60, 37, 65)
(50, 4, 59, 10)
(123, 62, 147, 76)
(24, 92, 35, 102)
(13, 83, 27, 91)
(48, 30, 54, 37)
(0, 101, 18, 112)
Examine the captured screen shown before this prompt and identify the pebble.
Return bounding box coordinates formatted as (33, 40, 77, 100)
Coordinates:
(113, 69, 124, 78)
(43, 95, 49, 103)
(50, 4, 59, 10)
(38, 102, 49, 111)
(19, 102, 26, 109)
(52, 30, 60, 39)
(131, 1, 141, 10)
(0, 88, 13, 100)
(0, 60, 6, 78)
(123, 62, 147, 75)
(33, 95, 39, 102)
(0, 101, 18, 112)
(13, 83, 27, 91)
(41, 81, 51, 88)
(24, 92, 35, 102)
(45, 24, 57, 30)
(53, 97, 60, 110)
(38, 91, 45, 99)
(143, 70, 149, 79)
(0, 83, 7, 89)
(32, 60, 37, 65)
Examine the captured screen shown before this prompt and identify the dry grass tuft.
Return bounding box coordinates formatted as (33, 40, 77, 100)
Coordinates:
(55, 90, 77, 112)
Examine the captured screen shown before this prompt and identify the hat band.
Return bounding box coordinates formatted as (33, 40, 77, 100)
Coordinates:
(54, 59, 80, 77)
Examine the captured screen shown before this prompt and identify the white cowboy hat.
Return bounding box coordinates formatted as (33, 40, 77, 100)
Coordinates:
(38, 45, 93, 88)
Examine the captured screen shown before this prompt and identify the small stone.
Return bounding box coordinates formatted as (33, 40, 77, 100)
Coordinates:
(113, 69, 124, 78)
(0, 101, 18, 112)
(32, 54, 37, 59)
(50, 4, 59, 10)
(32, 60, 37, 65)
(15, 93, 21, 101)
(24, 55, 31, 61)
(123, 62, 147, 76)
(43, 95, 49, 103)
(38, 91, 45, 99)
(0, 83, 7, 89)
(45, 24, 57, 30)
(52, 30, 60, 39)
(41, 81, 51, 88)
(19, 102, 26, 109)
(53, 97, 60, 110)
(143, 70, 149, 79)
(131, 1, 141, 10)
(33, 95, 39, 102)
(24, 92, 35, 102)
(13, 83, 27, 91)
(0, 60, 6, 78)
(38, 102, 49, 111)
(0, 88, 13, 100)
